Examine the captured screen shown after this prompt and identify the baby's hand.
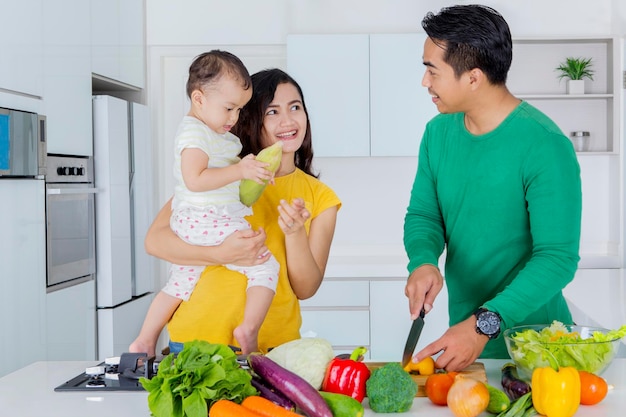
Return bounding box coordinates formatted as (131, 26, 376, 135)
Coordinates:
(239, 154, 272, 184)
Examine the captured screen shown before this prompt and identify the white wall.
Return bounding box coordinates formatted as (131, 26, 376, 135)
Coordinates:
(147, 0, 624, 45)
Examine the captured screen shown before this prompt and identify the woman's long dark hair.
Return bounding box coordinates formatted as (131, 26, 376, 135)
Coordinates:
(233, 69, 317, 178)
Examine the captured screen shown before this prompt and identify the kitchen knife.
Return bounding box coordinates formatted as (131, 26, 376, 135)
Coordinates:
(401, 308, 426, 368)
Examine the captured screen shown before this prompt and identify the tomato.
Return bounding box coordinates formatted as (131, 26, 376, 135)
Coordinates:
(425, 371, 458, 406)
(579, 370, 608, 405)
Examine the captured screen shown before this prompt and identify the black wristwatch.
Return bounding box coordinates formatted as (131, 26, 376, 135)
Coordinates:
(473, 307, 502, 339)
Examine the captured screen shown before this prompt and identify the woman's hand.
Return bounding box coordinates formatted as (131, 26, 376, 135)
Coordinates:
(277, 198, 310, 235)
(219, 228, 271, 266)
(145, 197, 270, 266)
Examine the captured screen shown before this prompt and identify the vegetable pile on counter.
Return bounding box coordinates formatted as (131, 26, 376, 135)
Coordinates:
(140, 340, 256, 417)
(423, 358, 613, 417)
(141, 335, 617, 417)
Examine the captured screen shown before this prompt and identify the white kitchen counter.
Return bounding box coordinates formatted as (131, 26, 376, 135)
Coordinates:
(1, 359, 625, 417)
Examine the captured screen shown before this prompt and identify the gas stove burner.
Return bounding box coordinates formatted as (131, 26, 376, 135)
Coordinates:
(54, 352, 160, 392)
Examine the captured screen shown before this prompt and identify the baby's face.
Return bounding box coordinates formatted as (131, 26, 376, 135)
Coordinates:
(194, 75, 252, 134)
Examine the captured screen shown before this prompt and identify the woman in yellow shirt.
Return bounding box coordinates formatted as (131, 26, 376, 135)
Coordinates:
(143, 68, 341, 354)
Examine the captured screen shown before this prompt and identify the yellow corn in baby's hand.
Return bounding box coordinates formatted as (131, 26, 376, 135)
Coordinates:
(240, 141, 283, 206)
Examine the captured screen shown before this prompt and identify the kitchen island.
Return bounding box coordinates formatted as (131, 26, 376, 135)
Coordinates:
(0, 359, 624, 416)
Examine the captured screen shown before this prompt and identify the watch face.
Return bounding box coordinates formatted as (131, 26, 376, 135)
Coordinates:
(477, 311, 500, 335)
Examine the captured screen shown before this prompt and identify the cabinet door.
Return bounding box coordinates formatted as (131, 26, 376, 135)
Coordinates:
(300, 280, 370, 356)
(0, 180, 47, 377)
(46, 280, 96, 360)
(43, 0, 92, 156)
(91, 0, 120, 81)
(119, 0, 145, 88)
(287, 34, 370, 157)
(369, 280, 449, 362)
(0, 0, 44, 97)
(370, 34, 438, 157)
(91, 0, 145, 88)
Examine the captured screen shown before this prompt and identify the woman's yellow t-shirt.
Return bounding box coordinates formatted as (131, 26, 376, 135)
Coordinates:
(167, 168, 341, 352)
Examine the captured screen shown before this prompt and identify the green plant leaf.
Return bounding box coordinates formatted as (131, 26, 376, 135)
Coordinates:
(555, 57, 594, 81)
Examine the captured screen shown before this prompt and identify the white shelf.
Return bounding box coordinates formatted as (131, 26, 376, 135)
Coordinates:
(518, 94, 613, 99)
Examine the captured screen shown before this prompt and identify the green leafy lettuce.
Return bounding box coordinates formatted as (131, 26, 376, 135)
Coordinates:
(140, 340, 257, 417)
(509, 321, 626, 375)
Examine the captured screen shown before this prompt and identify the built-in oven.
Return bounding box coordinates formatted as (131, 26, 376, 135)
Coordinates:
(46, 154, 97, 292)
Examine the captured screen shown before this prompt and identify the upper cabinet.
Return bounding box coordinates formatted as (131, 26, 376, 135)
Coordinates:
(287, 35, 370, 157)
(91, 0, 145, 89)
(43, 0, 93, 156)
(507, 37, 621, 154)
(0, 0, 44, 98)
(287, 34, 437, 157)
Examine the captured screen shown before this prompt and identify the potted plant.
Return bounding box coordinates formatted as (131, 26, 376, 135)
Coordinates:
(555, 57, 594, 94)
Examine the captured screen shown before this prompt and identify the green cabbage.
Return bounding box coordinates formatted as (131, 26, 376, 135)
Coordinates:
(265, 337, 335, 389)
(509, 321, 626, 375)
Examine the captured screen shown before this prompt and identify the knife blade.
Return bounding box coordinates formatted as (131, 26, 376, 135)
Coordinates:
(401, 308, 426, 368)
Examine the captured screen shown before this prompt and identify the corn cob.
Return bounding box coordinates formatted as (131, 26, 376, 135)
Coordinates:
(239, 141, 283, 206)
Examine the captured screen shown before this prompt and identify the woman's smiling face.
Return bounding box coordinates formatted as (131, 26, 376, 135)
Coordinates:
(260, 82, 308, 154)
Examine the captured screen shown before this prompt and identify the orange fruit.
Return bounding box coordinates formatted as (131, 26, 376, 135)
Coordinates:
(579, 370, 608, 405)
(425, 371, 458, 406)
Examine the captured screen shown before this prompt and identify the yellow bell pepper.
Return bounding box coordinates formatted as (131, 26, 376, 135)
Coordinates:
(403, 356, 435, 375)
(531, 366, 581, 417)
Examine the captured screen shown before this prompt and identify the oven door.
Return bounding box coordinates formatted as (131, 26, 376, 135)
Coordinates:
(46, 183, 97, 291)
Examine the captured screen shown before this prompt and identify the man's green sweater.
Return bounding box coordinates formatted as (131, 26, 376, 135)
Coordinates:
(404, 101, 582, 358)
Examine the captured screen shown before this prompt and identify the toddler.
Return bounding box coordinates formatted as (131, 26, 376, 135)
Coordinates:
(130, 50, 279, 356)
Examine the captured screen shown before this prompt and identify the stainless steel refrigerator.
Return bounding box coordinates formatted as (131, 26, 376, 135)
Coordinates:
(92, 95, 155, 359)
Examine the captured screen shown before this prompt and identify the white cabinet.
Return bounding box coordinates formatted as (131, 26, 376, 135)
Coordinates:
(91, 0, 145, 88)
(287, 35, 370, 157)
(287, 33, 437, 157)
(97, 293, 153, 359)
(369, 34, 438, 157)
(369, 280, 448, 362)
(46, 280, 97, 360)
(0, 0, 44, 97)
(299, 278, 450, 362)
(0, 180, 47, 377)
(300, 280, 370, 357)
(43, 0, 93, 156)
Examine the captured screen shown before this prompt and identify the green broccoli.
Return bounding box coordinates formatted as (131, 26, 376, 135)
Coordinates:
(365, 362, 417, 413)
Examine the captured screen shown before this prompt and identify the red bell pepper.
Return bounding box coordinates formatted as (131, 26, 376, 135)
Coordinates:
(321, 347, 371, 402)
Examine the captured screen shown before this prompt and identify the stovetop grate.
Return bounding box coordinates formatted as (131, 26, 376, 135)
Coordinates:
(54, 353, 157, 392)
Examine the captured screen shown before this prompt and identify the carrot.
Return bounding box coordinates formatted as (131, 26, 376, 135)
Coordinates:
(209, 399, 263, 417)
(242, 395, 302, 417)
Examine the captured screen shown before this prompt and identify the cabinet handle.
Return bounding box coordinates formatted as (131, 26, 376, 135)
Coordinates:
(46, 187, 99, 195)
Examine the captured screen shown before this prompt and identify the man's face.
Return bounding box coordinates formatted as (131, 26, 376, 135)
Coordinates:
(421, 37, 470, 114)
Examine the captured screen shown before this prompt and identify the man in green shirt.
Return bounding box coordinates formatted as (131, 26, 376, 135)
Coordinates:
(404, 5, 582, 371)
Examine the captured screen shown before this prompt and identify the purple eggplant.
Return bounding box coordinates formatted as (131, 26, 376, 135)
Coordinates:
(250, 375, 296, 411)
(247, 353, 332, 417)
(501, 363, 532, 400)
